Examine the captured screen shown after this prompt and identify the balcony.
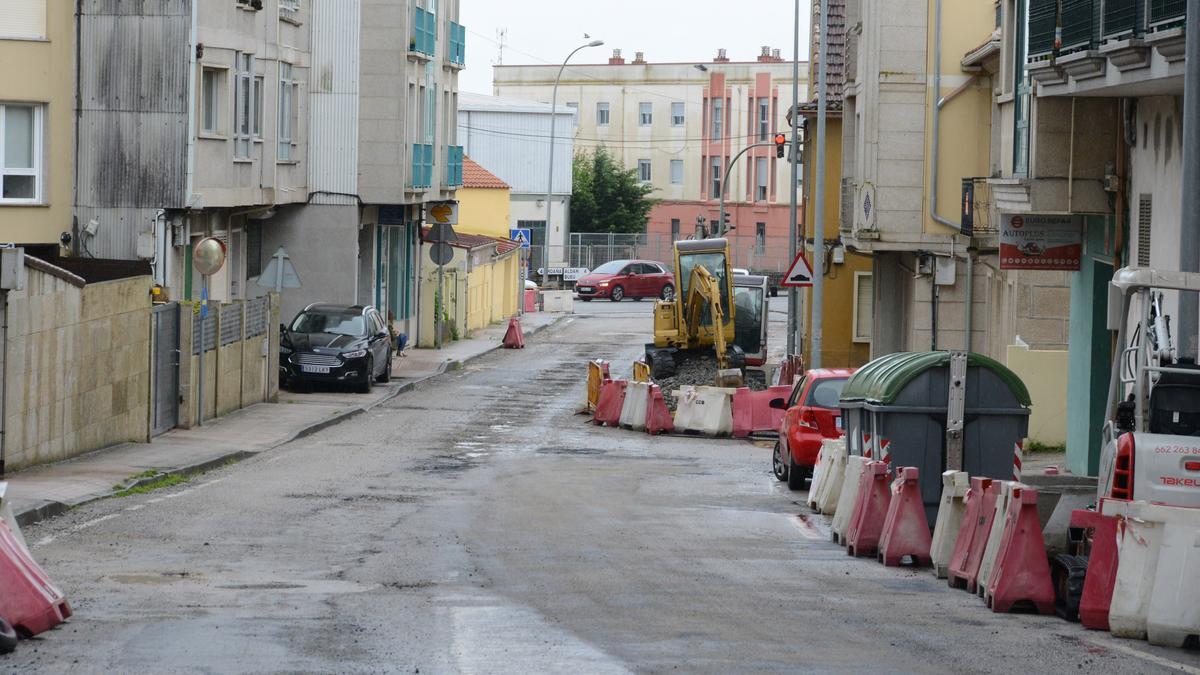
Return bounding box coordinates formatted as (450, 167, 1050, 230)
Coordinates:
(446, 146, 463, 187)
(1027, 0, 1186, 96)
(410, 144, 433, 190)
(409, 7, 436, 61)
(446, 22, 466, 69)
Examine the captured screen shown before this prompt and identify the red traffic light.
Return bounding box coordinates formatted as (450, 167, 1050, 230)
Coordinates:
(774, 133, 787, 158)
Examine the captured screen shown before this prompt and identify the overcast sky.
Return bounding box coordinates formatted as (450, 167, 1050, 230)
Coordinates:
(457, 0, 812, 94)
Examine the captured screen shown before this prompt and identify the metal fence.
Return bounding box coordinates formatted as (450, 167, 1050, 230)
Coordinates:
(567, 232, 795, 275)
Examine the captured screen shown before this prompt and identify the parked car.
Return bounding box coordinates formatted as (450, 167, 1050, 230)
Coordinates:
(280, 304, 392, 393)
(574, 259, 675, 302)
(771, 368, 857, 490)
(732, 267, 751, 276)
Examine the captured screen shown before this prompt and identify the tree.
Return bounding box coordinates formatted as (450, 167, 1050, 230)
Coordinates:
(571, 146, 658, 234)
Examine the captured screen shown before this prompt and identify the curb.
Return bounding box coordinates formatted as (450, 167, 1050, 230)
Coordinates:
(11, 314, 570, 529)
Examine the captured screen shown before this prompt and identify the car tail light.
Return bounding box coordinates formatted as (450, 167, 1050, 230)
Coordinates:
(798, 409, 819, 430)
(1185, 460, 1200, 472)
(1111, 433, 1135, 500)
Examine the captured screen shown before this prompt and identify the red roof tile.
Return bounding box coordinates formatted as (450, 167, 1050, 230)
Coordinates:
(462, 157, 510, 189)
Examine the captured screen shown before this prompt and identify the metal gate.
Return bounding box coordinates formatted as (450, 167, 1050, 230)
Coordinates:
(151, 303, 180, 436)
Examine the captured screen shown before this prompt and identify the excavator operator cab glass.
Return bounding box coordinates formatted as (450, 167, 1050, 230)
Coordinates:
(677, 252, 730, 327)
(734, 285, 764, 353)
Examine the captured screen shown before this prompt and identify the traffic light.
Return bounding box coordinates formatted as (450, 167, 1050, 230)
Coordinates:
(774, 133, 787, 158)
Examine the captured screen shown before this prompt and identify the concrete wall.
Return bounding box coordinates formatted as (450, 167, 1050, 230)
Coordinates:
(255, 203, 361, 324)
(457, 187, 511, 240)
(3, 271, 152, 472)
(1006, 344, 1068, 446)
(0, 0, 74, 247)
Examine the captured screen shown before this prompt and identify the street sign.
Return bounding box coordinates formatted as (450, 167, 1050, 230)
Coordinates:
(999, 214, 1083, 271)
(427, 222, 458, 244)
(430, 242, 454, 266)
(781, 251, 815, 288)
(256, 247, 302, 292)
(193, 236, 227, 275)
(510, 228, 532, 249)
(428, 201, 459, 225)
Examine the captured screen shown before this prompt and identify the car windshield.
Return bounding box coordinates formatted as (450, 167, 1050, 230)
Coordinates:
(291, 311, 367, 337)
(592, 261, 628, 275)
(806, 378, 849, 409)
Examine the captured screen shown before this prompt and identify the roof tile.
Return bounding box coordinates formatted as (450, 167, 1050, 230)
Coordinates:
(462, 157, 510, 189)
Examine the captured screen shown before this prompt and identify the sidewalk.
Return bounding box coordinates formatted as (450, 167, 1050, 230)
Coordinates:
(3, 312, 565, 528)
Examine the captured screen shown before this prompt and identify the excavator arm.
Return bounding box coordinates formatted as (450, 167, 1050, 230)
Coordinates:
(684, 266, 730, 371)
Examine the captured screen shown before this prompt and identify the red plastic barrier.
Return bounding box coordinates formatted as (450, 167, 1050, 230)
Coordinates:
(593, 380, 627, 427)
(0, 520, 71, 637)
(878, 467, 932, 567)
(645, 384, 674, 435)
(502, 317, 525, 349)
(947, 477, 997, 591)
(1072, 508, 1121, 631)
(523, 289, 538, 313)
(731, 386, 793, 438)
(985, 486, 1055, 614)
(846, 461, 892, 558)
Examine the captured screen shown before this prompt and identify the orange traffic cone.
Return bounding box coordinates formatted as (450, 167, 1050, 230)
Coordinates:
(503, 317, 525, 349)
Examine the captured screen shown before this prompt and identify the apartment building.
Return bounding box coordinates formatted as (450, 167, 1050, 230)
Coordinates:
(0, 0, 73, 257)
(494, 48, 809, 275)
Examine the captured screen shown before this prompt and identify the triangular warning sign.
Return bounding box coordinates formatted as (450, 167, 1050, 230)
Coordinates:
(781, 251, 814, 288)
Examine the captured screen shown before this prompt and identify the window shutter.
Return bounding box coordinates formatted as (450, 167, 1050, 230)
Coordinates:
(0, 0, 45, 39)
(854, 273, 874, 342)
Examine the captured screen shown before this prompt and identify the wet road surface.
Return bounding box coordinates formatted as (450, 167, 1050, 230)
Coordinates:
(6, 307, 1200, 674)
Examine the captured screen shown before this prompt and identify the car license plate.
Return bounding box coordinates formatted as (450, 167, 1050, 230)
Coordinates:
(579, 287, 594, 293)
(301, 365, 331, 374)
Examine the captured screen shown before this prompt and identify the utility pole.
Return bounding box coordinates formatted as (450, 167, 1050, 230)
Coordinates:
(1179, 0, 1199, 356)
(809, 0, 830, 369)
(787, 0, 802, 357)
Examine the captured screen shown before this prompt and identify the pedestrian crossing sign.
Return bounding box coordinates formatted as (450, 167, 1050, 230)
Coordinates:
(510, 228, 532, 249)
(781, 251, 815, 288)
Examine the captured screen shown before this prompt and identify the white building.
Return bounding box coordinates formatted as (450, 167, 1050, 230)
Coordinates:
(456, 92, 575, 270)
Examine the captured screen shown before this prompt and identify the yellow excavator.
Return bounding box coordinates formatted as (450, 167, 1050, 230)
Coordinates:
(645, 238, 746, 387)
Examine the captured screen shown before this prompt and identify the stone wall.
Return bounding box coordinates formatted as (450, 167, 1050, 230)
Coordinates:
(3, 270, 152, 472)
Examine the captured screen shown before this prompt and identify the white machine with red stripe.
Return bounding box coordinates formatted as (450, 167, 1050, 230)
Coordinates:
(1099, 267, 1200, 508)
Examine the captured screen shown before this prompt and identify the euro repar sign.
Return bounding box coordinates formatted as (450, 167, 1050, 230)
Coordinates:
(999, 214, 1083, 271)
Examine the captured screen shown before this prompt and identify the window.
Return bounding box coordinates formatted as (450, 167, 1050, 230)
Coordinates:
(201, 68, 223, 134)
(758, 97, 770, 141)
(0, 104, 41, 202)
(279, 0, 301, 18)
(566, 102, 579, 112)
(710, 157, 721, 199)
(234, 52, 254, 158)
(669, 159, 683, 185)
(853, 272, 874, 342)
(756, 222, 766, 253)
(756, 157, 768, 201)
(671, 102, 685, 126)
(638, 159, 651, 183)
(711, 98, 723, 140)
(0, 0, 46, 39)
(671, 218, 680, 240)
(596, 102, 610, 126)
(252, 75, 264, 138)
(278, 62, 298, 160)
(245, 221, 263, 278)
(1013, 0, 1030, 175)
(639, 102, 652, 126)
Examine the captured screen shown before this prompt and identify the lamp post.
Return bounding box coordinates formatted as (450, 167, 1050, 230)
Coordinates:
(543, 39, 604, 291)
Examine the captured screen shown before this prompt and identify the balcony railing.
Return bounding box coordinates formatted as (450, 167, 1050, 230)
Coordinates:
(410, 7, 436, 57)
(411, 144, 433, 189)
(963, 178, 996, 236)
(446, 145, 463, 187)
(1038, 0, 1189, 57)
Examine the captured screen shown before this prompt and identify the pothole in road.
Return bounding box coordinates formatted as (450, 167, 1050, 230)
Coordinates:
(283, 492, 424, 504)
(534, 447, 609, 456)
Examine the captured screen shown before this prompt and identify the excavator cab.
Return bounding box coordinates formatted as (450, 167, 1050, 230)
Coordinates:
(646, 238, 746, 386)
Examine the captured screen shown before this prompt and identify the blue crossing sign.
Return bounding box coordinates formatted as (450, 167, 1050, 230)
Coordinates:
(510, 228, 532, 249)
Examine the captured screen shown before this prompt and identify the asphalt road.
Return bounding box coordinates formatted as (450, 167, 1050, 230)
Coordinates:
(6, 305, 1200, 673)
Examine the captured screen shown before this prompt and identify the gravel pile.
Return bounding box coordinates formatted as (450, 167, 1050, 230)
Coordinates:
(655, 355, 767, 411)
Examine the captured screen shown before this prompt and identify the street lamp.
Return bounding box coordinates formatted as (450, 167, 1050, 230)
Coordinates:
(543, 39, 604, 291)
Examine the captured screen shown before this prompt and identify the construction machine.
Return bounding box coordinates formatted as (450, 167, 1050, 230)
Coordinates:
(645, 238, 746, 387)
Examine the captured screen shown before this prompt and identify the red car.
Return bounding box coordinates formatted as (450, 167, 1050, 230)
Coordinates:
(771, 368, 857, 490)
(574, 259, 675, 302)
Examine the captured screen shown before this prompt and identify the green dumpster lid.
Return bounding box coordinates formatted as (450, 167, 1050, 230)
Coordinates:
(839, 351, 1031, 407)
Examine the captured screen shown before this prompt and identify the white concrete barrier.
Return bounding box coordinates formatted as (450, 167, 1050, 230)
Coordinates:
(807, 442, 833, 510)
(831, 456, 868, 544)
(672, 386, 736, 436)
(0, 482, 28, 554)
(541, 290, 575, 313)
(930, 471, 970, 579)
(1146, 505, 1200, 648)
(815, 439, 847, 515)
(977, 481, 1027, 597)
(618, 381, 651, 432)
(1104, 500, 1161, 640)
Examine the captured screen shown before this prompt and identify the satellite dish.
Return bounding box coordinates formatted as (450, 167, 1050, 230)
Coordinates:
(193, 236, 227, 275)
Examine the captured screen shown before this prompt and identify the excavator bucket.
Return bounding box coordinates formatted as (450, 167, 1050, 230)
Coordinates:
(716, 368, 745, 388)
